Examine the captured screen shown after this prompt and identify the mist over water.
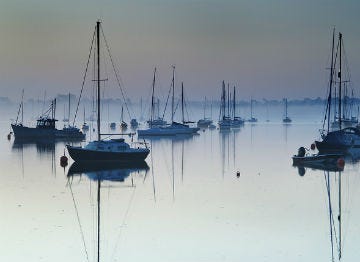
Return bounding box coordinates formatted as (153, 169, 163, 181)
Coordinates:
(1, 103, 360, 262)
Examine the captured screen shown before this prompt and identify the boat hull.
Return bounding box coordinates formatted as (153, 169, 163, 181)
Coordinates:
(292, 153, 343, 165)
(138, 122, 199, 136)
(67, 145, 149, 162)
(11, 124, 85, 140)
(315, 127, 360, 153)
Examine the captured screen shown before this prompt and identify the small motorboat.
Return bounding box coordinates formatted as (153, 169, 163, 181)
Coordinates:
(292, 147, 343, 166)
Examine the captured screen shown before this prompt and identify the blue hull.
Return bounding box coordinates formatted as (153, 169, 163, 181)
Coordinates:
(12, 124, 85, 140)
(67, 145, 149, 163)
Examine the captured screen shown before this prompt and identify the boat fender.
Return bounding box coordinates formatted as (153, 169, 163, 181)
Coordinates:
(337, 158, 345, 168)
(60, 155, 68, 167)
(297, 147, 306, 157)
(7, 133, 11, 140)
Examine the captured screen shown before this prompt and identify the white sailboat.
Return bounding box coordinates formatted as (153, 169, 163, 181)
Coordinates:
(138, 66, 199, 136)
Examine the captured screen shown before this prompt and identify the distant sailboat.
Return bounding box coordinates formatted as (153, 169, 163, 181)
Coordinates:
(218, 81, 231, 130)
(67, 21, 149, 163)
(197, 97, 213, 128)
(138, 66, 199, 136)
(282, 98, 292, 123)
(120, 106, 128, 130)
(145, 68, 167, 127)
(247, 98, 258, 122)
(230, 86, 244, 127)
(81, 107, 89, 131)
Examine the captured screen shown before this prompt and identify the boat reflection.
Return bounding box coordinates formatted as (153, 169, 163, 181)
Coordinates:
(293, 161, 344, 176)
(67, 161, 149, 182)
(323, 170, 343, 261)
(12, 138, 56, 154)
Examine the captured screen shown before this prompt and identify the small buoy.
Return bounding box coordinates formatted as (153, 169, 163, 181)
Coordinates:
(236, 171, 240, 178)
(60, 155, 68, 168)
(310, 143, 316, 150)
(337, 158, 345, 168)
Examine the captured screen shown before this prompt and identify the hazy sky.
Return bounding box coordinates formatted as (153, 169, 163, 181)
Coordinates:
(1, 0, 360, 101)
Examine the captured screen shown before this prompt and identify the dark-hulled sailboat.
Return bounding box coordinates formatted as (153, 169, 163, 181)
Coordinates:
(66, 21, 149, 163)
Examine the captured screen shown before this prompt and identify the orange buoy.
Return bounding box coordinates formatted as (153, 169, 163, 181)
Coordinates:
(310, 143, 316, 150)
(60, 155, 68, 168)
(337, 158, 345, 168)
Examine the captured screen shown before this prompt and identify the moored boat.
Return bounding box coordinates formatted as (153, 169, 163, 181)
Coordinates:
(11, 99, 85, 140)
(66, 21, 149, 163)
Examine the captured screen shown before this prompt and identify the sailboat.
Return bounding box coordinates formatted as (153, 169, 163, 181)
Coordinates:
(315, 30, 360, 153)
(67, 21, 149, 163)
(247, 98, 258, 122)
(145, 68, 167, 127)
(218, 81, 231, 130)
(120, 106, 128, 129)
(197, 97, 213, 128)
(230, 86, 244, 127)
(11, 98, 85, 140)
(81, 107, 89, 131)
(137, 66, 199, 136)
(282, 98, 292, 123)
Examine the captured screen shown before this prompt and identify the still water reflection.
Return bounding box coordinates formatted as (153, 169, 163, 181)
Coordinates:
(1, 117, 360, 261)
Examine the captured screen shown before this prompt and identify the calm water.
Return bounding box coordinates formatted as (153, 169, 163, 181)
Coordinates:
(1, 104, 360, 262)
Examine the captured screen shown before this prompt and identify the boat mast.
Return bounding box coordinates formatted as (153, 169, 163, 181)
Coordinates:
(68, 92, 71, 125)
(97, 21, 101, 141)
(150, 67, 156, 127)
(181, 82, 184, 123)
(221, 81, 225, 120)
(325, 28, 335, 132)
(227, 83, 230, 118)
(338, 33, 342, 130)
(171, 65, 175, 123)
(233, 86, 236, 119)
(251, 98, 253, 118)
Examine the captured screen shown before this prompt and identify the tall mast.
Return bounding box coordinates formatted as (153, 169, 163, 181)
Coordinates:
(97, 21, 101, 141)
(68, 93, 71, 125)
(327, 27, 335, 132)
(171, 65, 175, 123)
(221, 81, 225, 120)
(203, 97, 206, 119)
(227, 83, 230, 118)
(233, 86, 236, 119)
(150, 67, 156, 127)
(338, 33, 342, 130)
(251, 98, 253, 118)
(21, 89, 24, 124)
(181, 82, 184, 123)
